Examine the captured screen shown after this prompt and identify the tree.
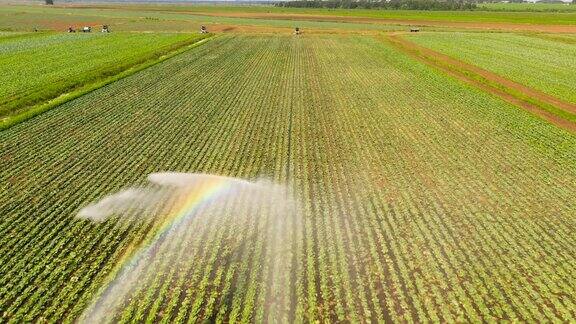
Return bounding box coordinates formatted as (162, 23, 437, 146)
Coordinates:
(45, 0, 54, 5)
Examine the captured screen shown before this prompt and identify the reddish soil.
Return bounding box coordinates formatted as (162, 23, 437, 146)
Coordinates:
(196, 12, 576, 33)
(386, 33, 576, 133)
(53, 4, 576, 33)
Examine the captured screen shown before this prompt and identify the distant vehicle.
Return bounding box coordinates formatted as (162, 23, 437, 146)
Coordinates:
(82, 26, 91, 33)
(200, 25, 208, 34)
(410, 27, 420, 32)
(294, 27, 301, 35)
(101, 25, 110, 33)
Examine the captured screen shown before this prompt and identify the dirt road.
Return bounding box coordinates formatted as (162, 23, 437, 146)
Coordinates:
(386, 33, 576, 133)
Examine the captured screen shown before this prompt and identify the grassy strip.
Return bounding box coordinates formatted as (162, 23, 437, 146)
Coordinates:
(386, 34, 576, 126)
(452, 65, 576, 123)
(8, 4, 576, 26)
(479, 3, 576, 13)
(521, 33, 576, 45)
(1, 33, 210, 118)
(0, 34, 215, 131)
(65, 4, 576, 25)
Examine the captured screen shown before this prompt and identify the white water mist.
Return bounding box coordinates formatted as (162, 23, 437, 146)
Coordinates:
(77, 172, 300, 323)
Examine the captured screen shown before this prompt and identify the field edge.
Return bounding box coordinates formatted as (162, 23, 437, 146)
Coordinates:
(384, 32, 576, 133)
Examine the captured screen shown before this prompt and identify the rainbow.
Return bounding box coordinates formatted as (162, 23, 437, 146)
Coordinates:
(124, 175, 232, 265)
(83, 173, 252, 322)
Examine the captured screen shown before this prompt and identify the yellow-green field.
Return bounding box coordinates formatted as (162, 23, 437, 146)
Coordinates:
(1, 3, 575, 323)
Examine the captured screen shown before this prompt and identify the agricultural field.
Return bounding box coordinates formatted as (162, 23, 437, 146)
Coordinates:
(51, 3, 576, 25)
(406, 32, 576, 106)
(1, 33, 575, 323)
(2, 4, 576, 35)
(0, 5, 409, 33)
(0, 31, 207, 126)
(479, 2, 576, 12)
(0, 31, 31, 39)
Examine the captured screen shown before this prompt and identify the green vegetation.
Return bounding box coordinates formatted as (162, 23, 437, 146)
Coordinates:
(69, 2, 576, 22)
(0, 32, 208, 127)
(1, 3, 575, 33)
(527, 32, 576, 44)
(1, 35, 575, 322)
(269, 7, 576, 24)
(276, 0, 477, 10)
(407, 32, 576, 105)
(0, 31, 32, 40)
(104, 4, 576, 25)
(0, 5, 406, 33)
(479, 2, 576, 12)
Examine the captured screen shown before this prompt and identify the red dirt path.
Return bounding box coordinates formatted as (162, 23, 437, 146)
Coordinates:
(386, 33, 576, 133)
(194, 12, 576, 33)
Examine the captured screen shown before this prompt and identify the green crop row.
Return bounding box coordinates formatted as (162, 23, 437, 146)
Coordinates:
(1, 34, 575, 323)
(0, 31, 208, 123)
(406, 32, 576, 106)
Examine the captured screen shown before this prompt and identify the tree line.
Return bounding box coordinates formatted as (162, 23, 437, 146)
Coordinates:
(275, 0, 477, 10)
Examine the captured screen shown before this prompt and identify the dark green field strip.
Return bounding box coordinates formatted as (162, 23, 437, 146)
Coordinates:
(1, 34, 575, 323)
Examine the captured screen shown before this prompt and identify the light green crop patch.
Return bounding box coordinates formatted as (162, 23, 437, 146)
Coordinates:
(0, 31, 208, 126)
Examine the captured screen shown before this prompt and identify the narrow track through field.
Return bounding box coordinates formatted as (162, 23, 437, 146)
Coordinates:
(1, 34, 575, 322)
(385, 32, 576, 133)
